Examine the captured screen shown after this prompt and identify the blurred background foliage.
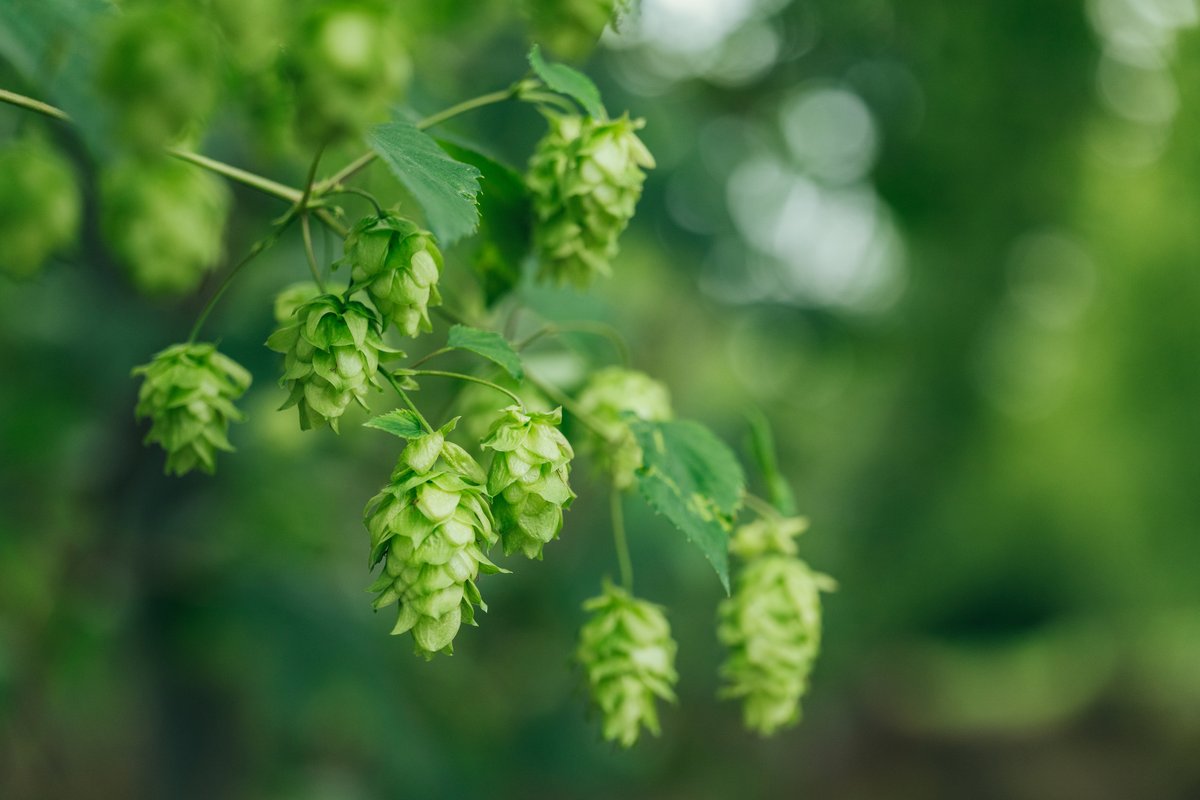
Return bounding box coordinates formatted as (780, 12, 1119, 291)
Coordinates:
(3, 0, 1200, 797)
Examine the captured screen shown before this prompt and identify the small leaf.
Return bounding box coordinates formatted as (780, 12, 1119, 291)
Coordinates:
(437, 139, 530, 305)
(528, 44, 606, 119)
(366, 119, 482, 245)
(746, 409, 797, 516)
(632, 420, 745, 593)
(447, 324, 524, 382)
(364, 409, 427, 439)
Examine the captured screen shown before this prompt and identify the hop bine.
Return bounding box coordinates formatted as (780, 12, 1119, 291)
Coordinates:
(132, 343, 252, 476)
(481, 406, 575, 559)
(340, 215, 443, 338)
(717, 516, 835, 735)
(364, 424, 502, 658)
(575, 367, 672, 489)
(528, 113, 654, 287)
(577, 581, 678, 747)
(266, 294, 399, 431)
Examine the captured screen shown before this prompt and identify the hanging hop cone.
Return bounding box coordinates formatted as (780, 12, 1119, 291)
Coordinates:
(717, 516, 835, 736)
(132, 343, 252, 476)
(0, 137, 80, 280)
(481, 406, 576, 560)
(577, 581, 678, 747)
(340, 214, 443, 337)
(527, 113, 654, 287)
(575, 367, 672, 489)
(266, 294, 398, 432)
(364, 424, 502, 658)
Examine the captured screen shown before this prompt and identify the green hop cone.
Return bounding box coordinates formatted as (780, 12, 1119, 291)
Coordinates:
(523, 0, 624, 61)
(289, 1, 412, 143)
(365, 426, 502, 658)
(527, 113, 655, 287)
(97, 6, 219, 147)
(717, 516, 836, 736)
(577, 581, 679, 747)
(132, 343, 252, 476)
(340, 215, 443, 337)
(0, 138, 80, 280)
(575, 367, 672, 489)
(100, 155, 230, 295)
(481, 406, 575, 559)
(266, 294, 399, 431)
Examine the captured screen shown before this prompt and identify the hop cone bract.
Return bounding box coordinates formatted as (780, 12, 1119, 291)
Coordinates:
(365, 428, 501, 658)
(717, 516, 835, 735)
(528, 114, 654, 287)
(341, 215, 443, 337)
(577, 581, 678, 747)
(575, 367, 672, 488)
(266, 294, 397, 431)
(482, 406, 575, 559)
(132, 343, 251, 476)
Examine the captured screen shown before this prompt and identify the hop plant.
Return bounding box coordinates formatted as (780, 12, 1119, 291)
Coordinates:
(97, 5, 219, 147)
(717, 516, 835, 736)
(528, 113, 654, 287)
(365, 426, 502, 658)
(99, 156, 230, 295)
(132, 343, 252, 476)
(0, 138, 80, 280)
(289, 1, 412, 142)
(575, 367, 672, 488)
(481, 406, 575, 559)
(577, 581, 679, 747)
(266, 294, 398, 431)
(341, 215, 443, 337)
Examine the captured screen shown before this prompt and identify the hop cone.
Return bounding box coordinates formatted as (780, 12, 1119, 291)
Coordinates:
(341, 215, 443, 337)
(528, 113, 654, 287)
(266, 294, 398, 431)
(717, 516, 835, 736)
(132, 343, 252, 476)
(577, 581, 678, 747)
(365, 428, 501, 658)
(575, 367, 672, 488)
(99, 156, 230, 295)
(482, 406, 575, 559)
(0, 138, 80, 280)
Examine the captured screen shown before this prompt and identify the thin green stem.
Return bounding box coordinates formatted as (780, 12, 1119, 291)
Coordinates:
(380, 368, 434, 433)
(525, 372, 613, 443)
(406, 369, 524, 407)
(408, 347, 453, 369)
(188, 219, 293, 343)
(611, 487, 634, 591)
(314, 85, 522, 192)
(518, 321, 631, 365)
(744, 492, 784, 519)
(323, 185, 386, 217)
(300, 213, 327, 292)
(521, 90, 578, 115)
(432, 305, 471, 326)
(0, 88, 69, 121)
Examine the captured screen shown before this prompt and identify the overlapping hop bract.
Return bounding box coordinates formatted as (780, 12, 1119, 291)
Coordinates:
(0, 137, 80, 280)
(365, 425, 501, 658)
(482, 406, 575, 560)
(575, 367, 672, 488)
(718, 516, 835, 735)
(100, 156, 230, 295)
(577, 581, 678, 747)
(266, 294, 397, 431)
(528, 113, 654, 287)
(341, 215, 443, 337)
(132, 343, 252, 476)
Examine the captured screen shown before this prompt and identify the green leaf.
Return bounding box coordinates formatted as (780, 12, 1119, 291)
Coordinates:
(366, 119, 482, 245)
(746, 409, 797, 516)
(437, 139, 530, 305)
(364, 409, 426, 439)
(632, 420, 745, 592)
(528, 44, 606, 119)
(447, 325, 524, 382)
